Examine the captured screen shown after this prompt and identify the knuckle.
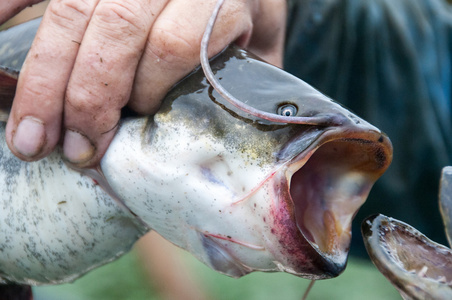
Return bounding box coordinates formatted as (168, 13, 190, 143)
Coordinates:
(66, 93, 120, 135)
(94, 0, 148, 37)
(66, 87, 105, 113)
(47, 0, 93, 29)
(148, 25, 199, 66)
(65, 85, 123, 132)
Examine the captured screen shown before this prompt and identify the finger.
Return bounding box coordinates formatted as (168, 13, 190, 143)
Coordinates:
(128, 0, 254, 114)
(0, 0, 44, 24)
(63, 0, 169, 167)
(6, 0, 99, 161)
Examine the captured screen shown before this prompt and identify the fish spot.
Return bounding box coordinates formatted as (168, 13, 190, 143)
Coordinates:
(374, 148, 387, 169)
(348, 114, 361, 124)
(105, 216, 115, 222)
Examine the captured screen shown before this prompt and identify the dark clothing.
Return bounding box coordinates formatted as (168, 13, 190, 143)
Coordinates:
(285, 0, 452, 255)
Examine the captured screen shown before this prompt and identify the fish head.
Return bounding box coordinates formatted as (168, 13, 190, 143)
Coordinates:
(102, 45, 392, 279)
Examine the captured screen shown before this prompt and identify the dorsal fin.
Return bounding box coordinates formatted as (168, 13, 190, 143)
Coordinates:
(0, 66, 17, 122)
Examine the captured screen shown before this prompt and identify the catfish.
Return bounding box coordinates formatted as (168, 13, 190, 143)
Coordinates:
(0, 15, 392, 285)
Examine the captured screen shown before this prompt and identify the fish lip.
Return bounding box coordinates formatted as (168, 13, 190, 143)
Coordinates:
(277, 126, 392, 277)
(362, 214, 452, 298)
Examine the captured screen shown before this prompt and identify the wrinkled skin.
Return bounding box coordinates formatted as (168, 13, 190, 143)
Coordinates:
(0, 21, 392, 284)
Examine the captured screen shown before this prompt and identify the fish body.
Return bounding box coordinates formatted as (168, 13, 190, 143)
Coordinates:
(0, 19, 392, 284)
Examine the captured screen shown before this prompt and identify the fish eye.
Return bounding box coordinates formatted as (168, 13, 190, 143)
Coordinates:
(277, 104, 298, 117)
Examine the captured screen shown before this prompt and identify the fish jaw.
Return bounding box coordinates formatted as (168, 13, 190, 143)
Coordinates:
(265, 127, 392, 278)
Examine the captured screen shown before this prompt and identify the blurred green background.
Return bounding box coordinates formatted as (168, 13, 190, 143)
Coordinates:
(34, 246, 401, 300)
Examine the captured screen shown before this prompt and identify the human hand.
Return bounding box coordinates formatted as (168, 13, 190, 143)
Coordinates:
(5, 0, 287, 168)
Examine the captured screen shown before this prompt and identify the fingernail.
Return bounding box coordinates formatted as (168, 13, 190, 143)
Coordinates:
(13, 117, 46, 158)
(63, 129, 95, 164)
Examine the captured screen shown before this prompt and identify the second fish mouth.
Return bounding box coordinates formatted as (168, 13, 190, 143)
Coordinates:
(362, 214, 452, 299)
(285, 129, 392, 275)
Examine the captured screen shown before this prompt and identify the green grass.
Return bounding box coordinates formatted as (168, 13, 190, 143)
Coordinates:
(34, 248, 401, 300)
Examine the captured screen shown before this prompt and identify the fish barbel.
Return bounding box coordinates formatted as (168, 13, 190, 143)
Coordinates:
(0, 16, 392, 284)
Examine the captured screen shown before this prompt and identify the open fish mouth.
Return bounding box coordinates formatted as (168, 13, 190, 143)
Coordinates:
(279, 127, 393, 278)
